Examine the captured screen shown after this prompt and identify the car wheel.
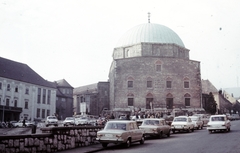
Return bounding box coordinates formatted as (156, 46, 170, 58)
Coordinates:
(172, 129, 175, 134)
(125, 138, 131, 148)
(197, 126, 199, 130)
(158, 132, 163, 139)
(46, 125, 48, 127)
(102, 143, 108, 148)
(140, 136, 145, 144)
(201, 125, 203, 130)
(191, 128, 194, 132)
(208, 130, 212, 134)
(228, 127, 231, 132)
(167, 130, 171, 137)
(187, 128, 190, 133)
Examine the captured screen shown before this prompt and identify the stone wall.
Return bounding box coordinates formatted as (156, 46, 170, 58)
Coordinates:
(0, 126, 103, 153)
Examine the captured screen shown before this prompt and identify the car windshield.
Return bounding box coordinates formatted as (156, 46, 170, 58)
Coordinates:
(142, 120, 159, 125)
(174, 118, 187, 122)
(105, 123, 127, 130)
(190, 118, 197, 121)
(66, 117, 74, 120)
(211, 117, 225, 121)
(49, 116, 57, 119)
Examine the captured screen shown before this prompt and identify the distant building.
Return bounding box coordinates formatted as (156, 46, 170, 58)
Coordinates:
(54, 79, 74, 120)
(73, 82, 109, 116)
(109, 23, 202, 116)
(202, 79, 232, 114)
(0, 57, 57, 122)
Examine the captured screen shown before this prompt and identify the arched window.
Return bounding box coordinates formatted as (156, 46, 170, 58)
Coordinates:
(146, 93, 153, 109)
(183, 77, 190, 88)
(155, 60, 162, 72)
(166, 93, 173, 109)
(127, 93, 134, 106)
(184, 93, 191, 106)
(147, 77, 153, 88)
(127, 77, 134, 88)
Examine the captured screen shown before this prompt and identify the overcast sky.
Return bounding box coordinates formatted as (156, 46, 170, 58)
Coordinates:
(1, 0, 240, 89)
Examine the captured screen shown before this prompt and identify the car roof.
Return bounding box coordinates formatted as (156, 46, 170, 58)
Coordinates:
(142, 118, 165, 121)
(107, 120, 136, 123)
(210, 115, 226, 117)
(175, 116, 188, 118)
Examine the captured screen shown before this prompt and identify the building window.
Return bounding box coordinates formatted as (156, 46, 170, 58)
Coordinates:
(6, 98, 10, 106)
(166, 81, 172, 88)
(156, 65, 161, 71)
(128, 81, 133, 88)
(47, 90, 51, 104)
(42, 89, 46, 104)
(42, 109, 45, 118)
(7, 84, 11, 91)
(0, 82, 2, 90)
(25, 88, 29, 94)
(47, 109, 50, 116)
(128, 98, 134, 106)
(37, 108, 40, 118)
(25, 101, 28, 109)
(37, 88, 41, 103)
(14, 100, 17, 107)
(15, 86, 18, 92)
(147, 81, 152, 88)
(184, 93, 191, 107)
(184, 81, 189, 88)
(185, 98, 190, 106)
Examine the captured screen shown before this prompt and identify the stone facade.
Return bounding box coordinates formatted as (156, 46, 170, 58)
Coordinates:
(73, 82, 110, 116)
(109, 42, 202, 114)
(0, 126, 103, 153)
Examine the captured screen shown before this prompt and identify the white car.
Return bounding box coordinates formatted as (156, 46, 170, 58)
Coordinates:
(207, 115, 231, 133)
(45, 116, 58, 127)
(96, 120, 145, 148)
(189, 116, 204, 130)
(63, 117, 75, 126)
(171, 116, 194, 133)
(75, 116, 91, 126)
(14, 120, 35, 127)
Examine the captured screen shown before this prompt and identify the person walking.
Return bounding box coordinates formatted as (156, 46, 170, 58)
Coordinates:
(22, 119, 26, 127)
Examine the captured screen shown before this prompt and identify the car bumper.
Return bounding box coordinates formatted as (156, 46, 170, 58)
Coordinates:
(96, 138, 125, 144)
(207, 126, 228, 130)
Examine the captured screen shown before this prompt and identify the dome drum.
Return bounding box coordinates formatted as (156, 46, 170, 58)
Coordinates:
(113, 42, 189, 60)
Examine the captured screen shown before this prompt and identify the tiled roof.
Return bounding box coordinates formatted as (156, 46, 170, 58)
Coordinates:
(55, 79, 73, 88)
(0, 56, 55, 88)
(73, 83, 98, 95)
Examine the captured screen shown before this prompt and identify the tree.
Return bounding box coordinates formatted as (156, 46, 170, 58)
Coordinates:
(205, 92, 217, 115)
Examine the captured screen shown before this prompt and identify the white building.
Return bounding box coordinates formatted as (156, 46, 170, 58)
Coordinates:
(0, 57, 57, 122)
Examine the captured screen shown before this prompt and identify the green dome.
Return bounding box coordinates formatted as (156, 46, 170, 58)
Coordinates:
(116, 23, 185, 48)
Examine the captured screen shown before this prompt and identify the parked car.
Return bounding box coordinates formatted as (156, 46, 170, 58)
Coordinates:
(171, 116, 194, 133)
(189, 116, 204, 130)
(14, 120, 35, 127)
(75, 116, 92, 126)
(193, 114, 210, 126)
(63, 117, 75, 126)
(45, 116, 58, 127)
(207, 114, 231, 133)
(96, 120, 145, 148)
(231, 114, 240, 120)
(139, 118, 171, 138)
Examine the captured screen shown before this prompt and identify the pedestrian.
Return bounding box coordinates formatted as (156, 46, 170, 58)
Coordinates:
(22, 119, 26, 127)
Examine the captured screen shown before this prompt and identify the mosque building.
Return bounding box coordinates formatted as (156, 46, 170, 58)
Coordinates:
(108, 19, 202, 115)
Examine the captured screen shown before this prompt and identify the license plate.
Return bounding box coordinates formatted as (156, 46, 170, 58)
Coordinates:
(105, 134, 113, 137)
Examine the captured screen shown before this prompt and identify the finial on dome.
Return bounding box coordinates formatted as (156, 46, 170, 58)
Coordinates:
(148, 12, 151, 23)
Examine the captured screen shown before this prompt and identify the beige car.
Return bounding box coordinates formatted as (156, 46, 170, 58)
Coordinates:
(139, 118, 171, 138)
(171, 116, 194, 133)
(96, 120, 145, 148)
(189, 116, 204, 130)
